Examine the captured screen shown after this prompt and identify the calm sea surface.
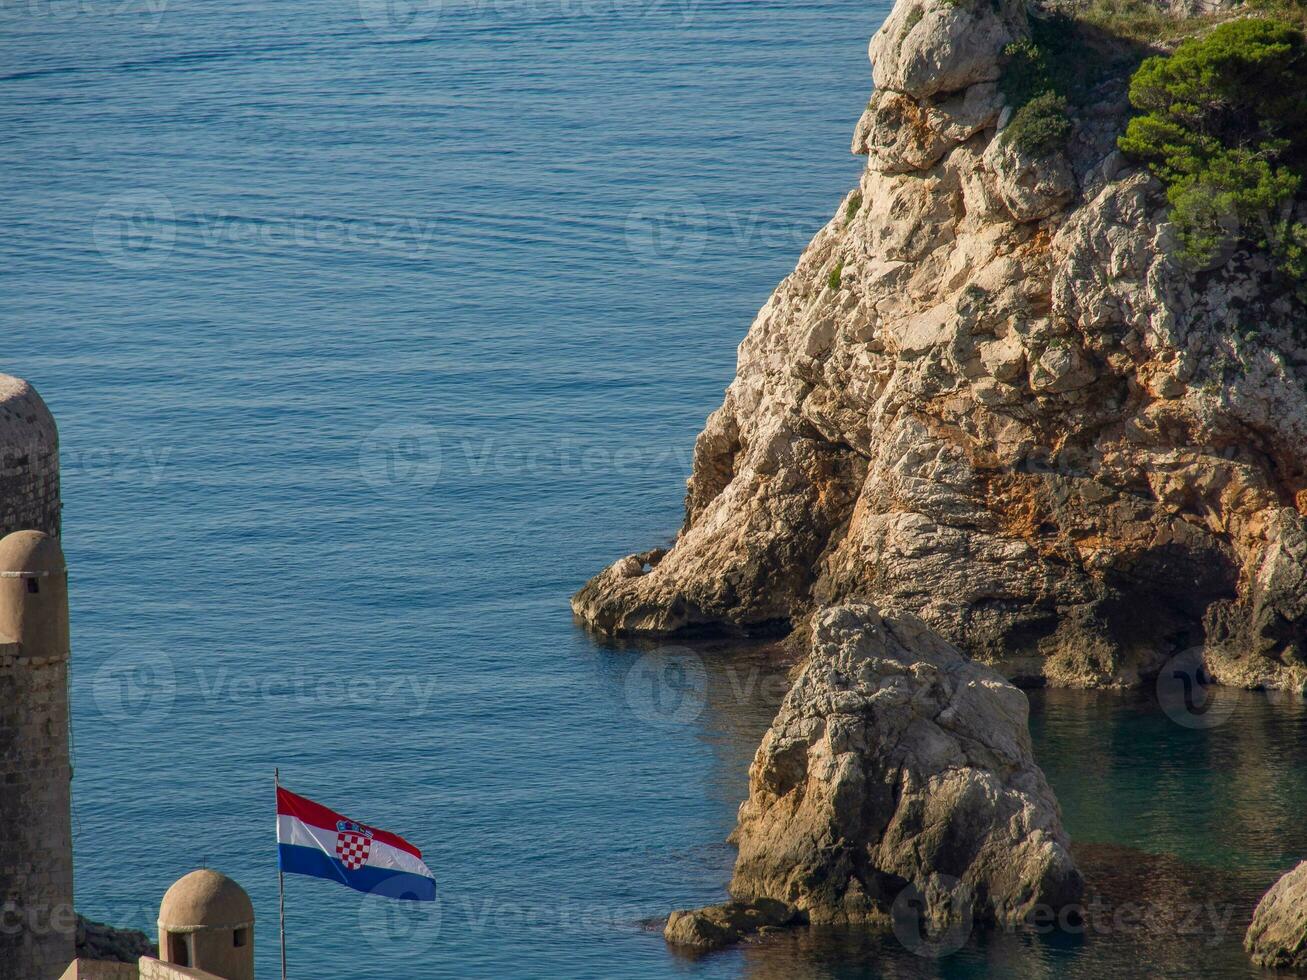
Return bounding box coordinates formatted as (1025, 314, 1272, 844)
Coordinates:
(4, 1, 1306, 977)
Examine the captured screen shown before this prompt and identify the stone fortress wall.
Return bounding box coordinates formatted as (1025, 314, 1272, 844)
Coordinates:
(0, 374, 71, 980)
(0, 375, 251, 980)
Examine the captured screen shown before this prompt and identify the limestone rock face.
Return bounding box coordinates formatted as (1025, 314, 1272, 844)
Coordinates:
(985, 133, 1076, 223)
(574, 0, 1307, 689)
(1246, 862, 1307, 970)
(869, 0, 1024, 99)
(725, 604, 1082, 926)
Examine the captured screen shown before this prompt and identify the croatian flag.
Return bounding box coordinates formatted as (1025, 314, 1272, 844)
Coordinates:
(276, 786, 436, 902)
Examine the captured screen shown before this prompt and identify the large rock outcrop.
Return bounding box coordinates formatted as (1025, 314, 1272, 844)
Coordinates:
(1246, 861, 1307, 970)
(664, 604, 1081, 947)
(573, 0, 1307, 688)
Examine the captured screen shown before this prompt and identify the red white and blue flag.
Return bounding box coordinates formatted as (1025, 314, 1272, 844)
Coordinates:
(276, 786, 436, 902)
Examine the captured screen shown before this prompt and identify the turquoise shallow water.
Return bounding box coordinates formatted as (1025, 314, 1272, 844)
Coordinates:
(3, 1, 1305, 977)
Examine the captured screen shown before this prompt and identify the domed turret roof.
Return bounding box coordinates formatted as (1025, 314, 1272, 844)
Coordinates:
(0, 375, 56, 445)
(0, 371, 54, 428)
(0, 530, 64, 575)
(159, 870, 254, 930)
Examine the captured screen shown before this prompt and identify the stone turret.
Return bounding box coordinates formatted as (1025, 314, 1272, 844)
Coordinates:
(157, 870, 255, 980)
(0, 529, 74, 980)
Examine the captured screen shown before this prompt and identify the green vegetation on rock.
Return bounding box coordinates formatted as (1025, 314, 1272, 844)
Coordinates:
(1001, 37, 1055, 108)
(1001, 11, 1122, 107)
(845, 191, 863, 223)
(1118, 18, 1307, 277)
(1076, 0, 1223, 45)
(1003, 91, 1072, 156)
(998, 13, 1093, 157)
(828, 258, 844, 291)
(1246, 0, 1307, 30)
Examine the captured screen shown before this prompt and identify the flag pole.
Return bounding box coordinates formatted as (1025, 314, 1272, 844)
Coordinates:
(276, 767, 287, 980)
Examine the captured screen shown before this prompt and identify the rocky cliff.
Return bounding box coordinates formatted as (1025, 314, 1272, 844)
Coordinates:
(574, 0, 1307, 688)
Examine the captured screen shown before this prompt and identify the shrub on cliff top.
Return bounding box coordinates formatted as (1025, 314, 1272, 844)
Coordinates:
(998, 14, 1097, 158)
(1001, 37, 1054, 108)
(1118, 18, 1307, 277)
(1078, 0, 1222, 45)
(1001, 12, 1113, 110)
(1246, 0, 1307, 30)
(1003, 92, 1072, 156)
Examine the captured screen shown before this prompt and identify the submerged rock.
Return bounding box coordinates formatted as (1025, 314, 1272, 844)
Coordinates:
(665, 605, 1082, 948)
(1246, 861, 1307, 970)
(574, 0, 1307, 689)
(663, 899, 800, 950)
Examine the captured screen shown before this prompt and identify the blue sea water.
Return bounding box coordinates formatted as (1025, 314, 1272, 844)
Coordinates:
(4, 1, 1307, 977)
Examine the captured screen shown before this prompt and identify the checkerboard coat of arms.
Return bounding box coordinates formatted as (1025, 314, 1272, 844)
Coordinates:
(334, 820, 375, 871)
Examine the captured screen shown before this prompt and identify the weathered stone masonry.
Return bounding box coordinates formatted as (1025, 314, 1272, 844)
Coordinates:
(0, 376, 69, 980)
